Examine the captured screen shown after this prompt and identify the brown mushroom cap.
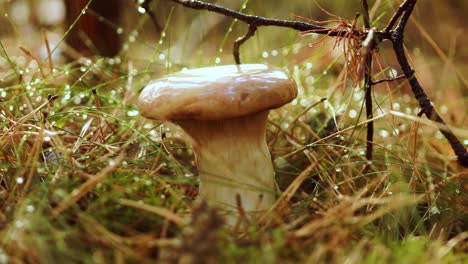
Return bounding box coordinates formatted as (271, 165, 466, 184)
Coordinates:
(138, 64, 297, 121)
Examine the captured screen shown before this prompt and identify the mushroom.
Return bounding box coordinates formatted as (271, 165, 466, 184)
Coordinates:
(138, 64, 297, 220)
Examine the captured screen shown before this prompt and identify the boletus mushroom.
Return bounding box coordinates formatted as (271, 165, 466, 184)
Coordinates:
(138, 64, 297, 220)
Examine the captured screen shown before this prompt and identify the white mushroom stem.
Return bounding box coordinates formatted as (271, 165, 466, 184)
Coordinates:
(176, 110, 275, 214)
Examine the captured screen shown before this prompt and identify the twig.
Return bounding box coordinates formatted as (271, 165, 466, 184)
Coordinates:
(384, 0, 414, 33)
(390, 0, 468, 166)
(141, 0, 163, 33)
(167, 0, 363, 37)
(233, 24, 257, 64)
(361, 0, 374, 162)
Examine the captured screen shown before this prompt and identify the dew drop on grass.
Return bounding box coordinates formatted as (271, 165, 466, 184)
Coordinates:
(26, 204, 35, 213)
(388, 68, 398, 78)
(160, 194, 166, 199)
(335, 167, 342, 172)
(215, 57, 221, 64)
(184, 172, 194, 178)
(333, 185, 339, 190)
(0, 90, 6, 97)
(262, 51, 269, 58)
(440, 105, 448, 114)
(463, 140, 468, 145)
(129, 35, 136, 42)
(271, 50, 278, 56)
(379, 130, 390, 138)
(159, 53, 166, 60)
(16, 177, 24, 184)
(392, 102, 401, 110)
(137, 6, 146, 14)
(81, 8, 87, 14)
(349, 109, 357, 118)
(108, 159, 116, 166)
(127, 109, 139, 117)
(80, 66, 86, 72)
(44, 136, 51, 142)
(116, 27, 124, 35)
(15, 220, 25, 228)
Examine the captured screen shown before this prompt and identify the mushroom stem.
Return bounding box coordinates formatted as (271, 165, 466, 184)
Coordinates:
(177, 110, 275, 216)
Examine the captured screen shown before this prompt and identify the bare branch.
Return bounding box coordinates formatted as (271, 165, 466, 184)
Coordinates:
(390, 0, 468, 166)
(233, 24, 257, 65)
(167, 0, 363, 37)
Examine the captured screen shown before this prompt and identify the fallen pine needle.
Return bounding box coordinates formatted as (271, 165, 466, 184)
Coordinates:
(118, 198, 185, 227)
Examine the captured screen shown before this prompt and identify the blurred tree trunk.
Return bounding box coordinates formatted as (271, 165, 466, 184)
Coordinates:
(65, 0, 121, 57)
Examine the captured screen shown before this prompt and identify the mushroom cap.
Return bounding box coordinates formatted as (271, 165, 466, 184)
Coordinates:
(138, 64, 297, 121)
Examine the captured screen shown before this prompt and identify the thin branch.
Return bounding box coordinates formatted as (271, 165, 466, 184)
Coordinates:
(384, 0, 413, 33)
(233, 24, 257, 65)
(390, 0, 468, 166)
(141, 0, 163, 33)
(361, 0, 374, 162)
(167, 0, 364, 37)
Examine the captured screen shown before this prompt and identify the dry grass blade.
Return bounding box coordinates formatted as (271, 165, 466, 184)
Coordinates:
(118, 198, 185, 227)
(50, 153, 126, 218)
(260, 161, 318, 224)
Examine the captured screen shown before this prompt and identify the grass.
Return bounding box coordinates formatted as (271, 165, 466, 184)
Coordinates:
(0, 0, 467, 263)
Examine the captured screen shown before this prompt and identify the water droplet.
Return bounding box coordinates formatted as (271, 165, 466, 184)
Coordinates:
(392, 102, 401, 110)
(335, 167, 342, 172)
(81, 8, 87, 14)
(26, 204, 35, 213)
(80, 66, 86, 72)
(388, 68, 398, 78)
(440, 105, 448, 114)
(271, 50, 278, 56)
(108, 159, 116, 166)
(159, 53, 166, 60)
(215, 57, 221, 64)
(160, 194, 166, 199)
(333, 185, 339, 190)
(349, 109, 357, 118)
(262, 51, 269, 58)
(16, 177, 24, 184)
(137, 6, 146, 14)
(15, 220, 25, 228)
(44, 136, 51, 142)
(116, 27, 123, 34)
(127, 109, 139, 117)
(379, 130, 389, 138)
(305, 62, 313, 69)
